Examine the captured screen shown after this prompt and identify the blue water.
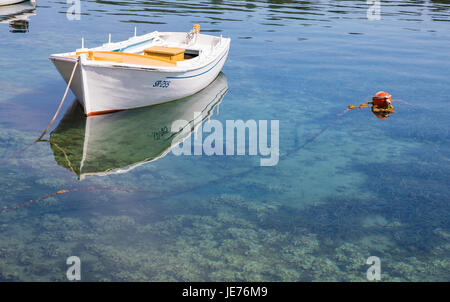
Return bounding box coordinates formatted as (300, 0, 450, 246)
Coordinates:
(0, 0, 449, 281)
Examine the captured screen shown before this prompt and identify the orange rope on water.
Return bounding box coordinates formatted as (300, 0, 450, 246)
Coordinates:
(0, 186, 145, 215)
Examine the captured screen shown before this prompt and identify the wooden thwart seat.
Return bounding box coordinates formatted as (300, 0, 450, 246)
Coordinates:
(69, 51, 177, 67)
(144, 46, 185, 62)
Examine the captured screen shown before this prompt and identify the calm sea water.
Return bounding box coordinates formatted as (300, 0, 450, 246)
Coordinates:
(0, 0, 449, 281)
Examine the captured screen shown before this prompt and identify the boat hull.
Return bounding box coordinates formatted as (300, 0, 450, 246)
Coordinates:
(0, 0, 30, 6)
(51, 44, 229, 116)
(50, 56, 85, 105)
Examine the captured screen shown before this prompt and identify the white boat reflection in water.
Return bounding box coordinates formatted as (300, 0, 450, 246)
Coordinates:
(0, 0, 36, 33)
(49, 72, 228, 179)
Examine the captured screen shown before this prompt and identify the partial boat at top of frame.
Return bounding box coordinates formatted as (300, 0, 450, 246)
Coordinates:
(0, 0, 36, 33)
(0, 0, 34, 6)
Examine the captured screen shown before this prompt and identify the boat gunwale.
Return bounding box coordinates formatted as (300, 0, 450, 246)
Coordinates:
(49, 38, 230, 73)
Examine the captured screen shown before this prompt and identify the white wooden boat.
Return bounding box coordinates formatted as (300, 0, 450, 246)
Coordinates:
(49, 72, 228, 179)
(0, 0, 32, 6)
(49, 25, 230, 116)
(0, 0, 35, 23)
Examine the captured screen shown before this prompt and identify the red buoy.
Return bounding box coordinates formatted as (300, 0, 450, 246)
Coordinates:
(372, 91, 392, 108)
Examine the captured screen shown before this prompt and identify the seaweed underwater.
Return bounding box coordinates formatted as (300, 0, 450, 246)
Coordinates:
(1, 53, 449, 282)
(0, 97, 448, 281)
(0, 182, 448, 281)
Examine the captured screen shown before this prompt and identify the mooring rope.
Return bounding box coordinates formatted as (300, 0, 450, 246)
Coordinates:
(36, 60, 79, 142)
(294, 108, 351, 151)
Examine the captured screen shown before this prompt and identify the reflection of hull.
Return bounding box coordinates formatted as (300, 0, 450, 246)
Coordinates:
(49, 73, 228, 179)
(0, 0, 36, 32)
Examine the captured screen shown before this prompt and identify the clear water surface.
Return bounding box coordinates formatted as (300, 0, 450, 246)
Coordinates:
(0, 0, 449, 281)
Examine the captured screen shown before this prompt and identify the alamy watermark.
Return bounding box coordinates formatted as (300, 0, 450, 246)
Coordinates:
(66, 256, 81, 281)
(67, 0, 81, 21)
(170, 114, 279, 166)
(366, 256, 381, 280)
(367, 0, 381, 21)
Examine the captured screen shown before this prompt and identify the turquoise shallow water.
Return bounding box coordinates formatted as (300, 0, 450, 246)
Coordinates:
(0, 0, 449, 281)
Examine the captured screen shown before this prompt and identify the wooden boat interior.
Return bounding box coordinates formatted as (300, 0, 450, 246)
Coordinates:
(66, 45, 201, 66)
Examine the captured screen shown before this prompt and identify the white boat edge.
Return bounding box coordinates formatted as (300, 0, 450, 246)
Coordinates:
(0, 0, 34, 7)
(0, 0, 36, 23)
(49, 30, 231, 116)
